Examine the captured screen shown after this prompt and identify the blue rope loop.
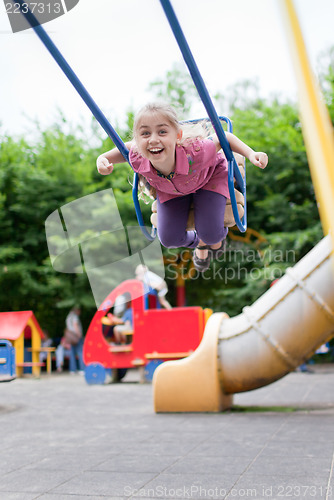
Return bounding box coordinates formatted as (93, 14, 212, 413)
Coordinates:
(178, 116, 246, 231)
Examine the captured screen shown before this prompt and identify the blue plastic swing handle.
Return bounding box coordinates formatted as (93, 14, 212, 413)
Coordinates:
(159, 0, 247, 232)
(13, 0, 156, 241)
(132, 174, 157, 241)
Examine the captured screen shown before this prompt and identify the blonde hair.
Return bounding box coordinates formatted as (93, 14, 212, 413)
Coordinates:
(133, 102, 210, 144)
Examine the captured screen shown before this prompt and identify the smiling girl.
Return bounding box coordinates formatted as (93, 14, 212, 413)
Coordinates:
(97, 102, 268, 271)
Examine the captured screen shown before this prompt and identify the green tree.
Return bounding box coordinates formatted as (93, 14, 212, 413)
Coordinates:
(318, 47, 334, 122)
(0, 122, 98, 334)
(0, 111, 146, 335)
(148, 62, 199, 117)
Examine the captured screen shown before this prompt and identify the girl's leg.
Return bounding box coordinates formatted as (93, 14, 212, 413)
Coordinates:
(157, 195, 199, 248)
(77, 340, 85, 371)
(69, 345, 77, 373)
(55, 345, 64, 371)
(193, 190, 228, 259)
(113, 326, 125, 344)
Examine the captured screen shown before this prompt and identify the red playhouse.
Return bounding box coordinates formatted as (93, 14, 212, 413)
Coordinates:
(0, 311, 45, 377)
(83, 279, 211, 384)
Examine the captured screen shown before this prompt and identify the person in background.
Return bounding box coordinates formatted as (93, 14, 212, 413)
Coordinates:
(135, 264, 172, 310)
(55, 335, 71, 373)
(64, 306, 85, 374)
(101, 294, 131, 342)
(39, 330, 53, 364)
(113, 296, 133, 344)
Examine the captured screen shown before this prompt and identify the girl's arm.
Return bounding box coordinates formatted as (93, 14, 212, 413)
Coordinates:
(211, 133, 268, 169)
(97, 141, 133, 175)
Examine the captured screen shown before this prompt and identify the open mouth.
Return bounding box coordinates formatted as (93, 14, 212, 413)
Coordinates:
(148, 148, 164, 155)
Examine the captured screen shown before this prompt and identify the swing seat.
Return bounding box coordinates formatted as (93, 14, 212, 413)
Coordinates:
(149, 153, 245, 230)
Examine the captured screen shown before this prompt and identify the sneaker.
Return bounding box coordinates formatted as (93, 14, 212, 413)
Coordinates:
(193, 245, 211, 272)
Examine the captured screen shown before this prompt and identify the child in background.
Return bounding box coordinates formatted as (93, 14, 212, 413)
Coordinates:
(55, 335, 71, 373)
(39, 330, 53, 364)
(135, 264, 172, 310)
(97, 102, 268, 271)
(113, 298, 133, 344)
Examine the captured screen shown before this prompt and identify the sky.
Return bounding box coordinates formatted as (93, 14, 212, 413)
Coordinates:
(1, 0, 334, 139)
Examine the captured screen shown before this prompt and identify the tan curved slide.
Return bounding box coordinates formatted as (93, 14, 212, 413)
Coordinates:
(153, 235, 334, 412)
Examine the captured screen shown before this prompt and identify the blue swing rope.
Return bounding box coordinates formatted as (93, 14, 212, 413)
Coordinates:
(14, 0, 246, 239)
(159, 0, 247, 232)
(13, 0, 156, 241)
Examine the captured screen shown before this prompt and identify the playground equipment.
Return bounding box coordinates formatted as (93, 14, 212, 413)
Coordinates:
(0, 340, 16, 382)
(153, 0, 334, 412)
(0, 311, 45, 377)
(13, 1, 334, 409)
(83, 279, 211, 384)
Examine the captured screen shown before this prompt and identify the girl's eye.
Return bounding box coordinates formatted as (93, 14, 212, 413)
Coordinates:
(141, 131, 150, 137)
(159, 130, 167, 135)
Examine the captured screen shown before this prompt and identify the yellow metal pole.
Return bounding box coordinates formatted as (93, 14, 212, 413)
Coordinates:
(279, 0, 334, 244)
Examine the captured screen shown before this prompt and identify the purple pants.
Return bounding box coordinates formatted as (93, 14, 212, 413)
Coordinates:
(157, 189, 228, 249)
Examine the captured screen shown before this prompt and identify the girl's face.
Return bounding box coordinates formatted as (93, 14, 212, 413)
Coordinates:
(135, 112, 182, 172)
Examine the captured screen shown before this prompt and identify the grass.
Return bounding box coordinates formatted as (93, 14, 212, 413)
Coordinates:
(229, 405, 298, 413)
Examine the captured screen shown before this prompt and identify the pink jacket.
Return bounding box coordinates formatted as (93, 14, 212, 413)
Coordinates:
(129, 138, 229, 203)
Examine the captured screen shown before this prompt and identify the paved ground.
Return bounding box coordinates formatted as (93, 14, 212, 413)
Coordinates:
(0, 364, 334, 500)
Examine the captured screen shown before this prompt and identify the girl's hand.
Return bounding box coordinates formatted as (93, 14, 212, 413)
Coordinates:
(249, 152, 268, 169)
(97, 156, 114, 175)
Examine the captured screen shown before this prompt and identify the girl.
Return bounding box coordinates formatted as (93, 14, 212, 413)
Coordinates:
(97, 103, 268, 271)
